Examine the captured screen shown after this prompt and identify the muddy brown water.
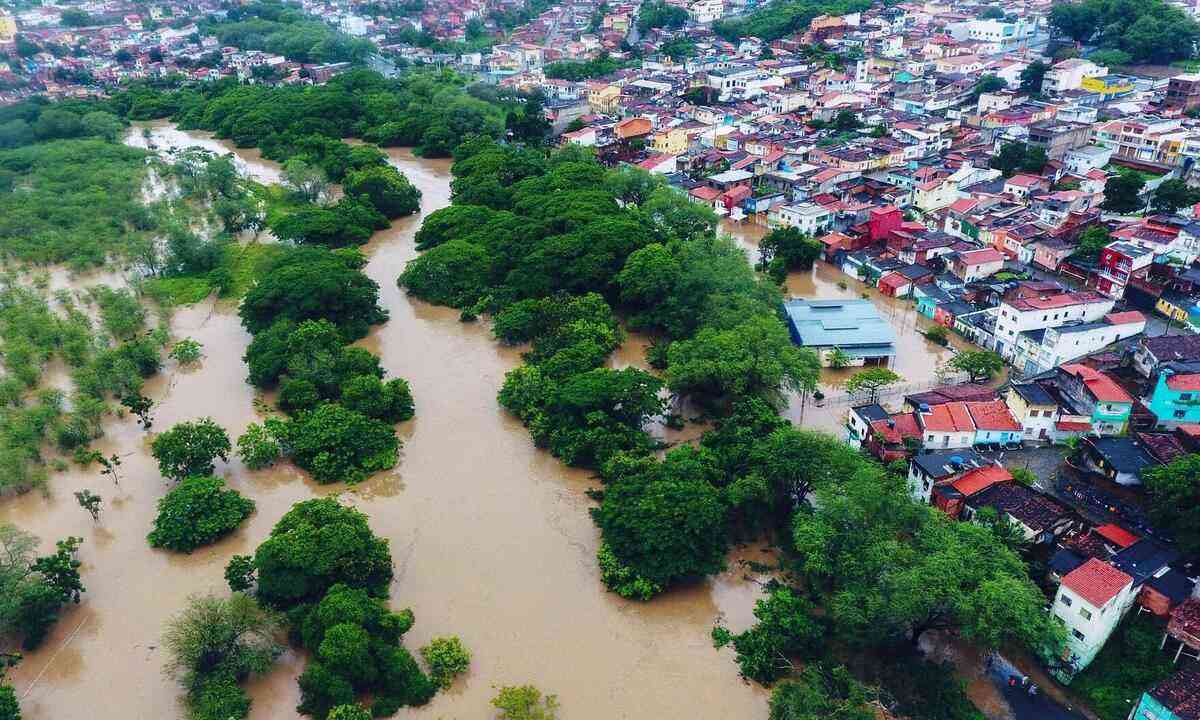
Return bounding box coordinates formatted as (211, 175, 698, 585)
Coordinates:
(2, 129, 770, 720)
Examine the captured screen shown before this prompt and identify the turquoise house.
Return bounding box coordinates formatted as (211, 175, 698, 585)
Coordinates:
(1128, 665, 1199, 720)
(1146, 362, 1200, 428)
(914, 285, 951, 319)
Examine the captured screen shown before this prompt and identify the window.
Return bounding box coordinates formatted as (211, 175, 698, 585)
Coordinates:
(1182, 393, 1193, 401)
(1176, 410, 1187, 419)
(1072, 629, 1086, 641)
(1060, 594, 1072, 607)
(1079, 608, 1092, 621)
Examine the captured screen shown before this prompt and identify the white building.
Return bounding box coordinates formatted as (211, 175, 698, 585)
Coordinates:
(1010, 312, 1146, 377)
(688, 0, 725, 23)
(1062, 145, 1113, 176)
(1054, 559, 1136, 674)
(1044, 58, 1108, 94)
(769, 203, 833, 234)
(993, 290, 1116, 360)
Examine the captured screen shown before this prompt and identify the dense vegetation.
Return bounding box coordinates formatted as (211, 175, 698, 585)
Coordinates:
(163, 593, 283, 720)
(1142, 453, 1200, 555)
(0, 279, 165, 495)
(223, 498, 455, 718)
(148, 475, 256, 552)
(202, 0, 375, 64)
(109, 69, 545, 162)
(399, 130, 1065, 717)
(233, 248, 408, 484)
(544, 53, 626, 81)
(1049, 0, 1200, 64)
(1070, 615, 1175, 720)
(0, 525, 85, 651)
(713, 0, 873, 41)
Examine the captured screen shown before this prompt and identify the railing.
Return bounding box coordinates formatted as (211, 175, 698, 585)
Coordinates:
(818, 371, 975, 407)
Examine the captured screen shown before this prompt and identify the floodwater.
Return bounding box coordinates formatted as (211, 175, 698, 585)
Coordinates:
(2, 129, 769, 720)
(723, 220, 970, 434)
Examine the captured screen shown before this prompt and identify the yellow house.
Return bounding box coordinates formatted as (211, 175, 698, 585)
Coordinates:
(587, 84, 621, 115)
(651, 127, 688, 154)
(1156, 292, 1193, 323)
(914, 177, 959, 212)
(1080, 74, 1135, 100)
(0, 14, 17, 42)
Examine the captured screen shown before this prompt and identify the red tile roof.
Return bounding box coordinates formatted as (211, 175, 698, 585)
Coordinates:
(965, 400, 1021, 431)
(952, 465, 1012, 496)
(1062, 558, 1133, 607)
(957, 248, 1006, 265)
(1104, 311, 1144, 325)
(920, 402, 977, 433)
(689, 186, 721, 201)
(1056, 420, 1092, 431)
(1061, 364, 1134, 404)
(1167, 373, 1200, 392)
(1095, 523, 1139, 548)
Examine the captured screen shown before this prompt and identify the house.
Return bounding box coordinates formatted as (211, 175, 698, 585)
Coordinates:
(770, 202, 833, 234)
(847, 403, 890, 450)
(1089, 241, 1154, 300)
(1128, 665, 1200, 720)
(993, 285, 1115, 360)
(1133, 335, 1200, 378)
(907, 449, 990, 504)
(915, 402, 977, 449)
(947, 247, 1005, 282)
(1003, 173, 1046, 199)
(961, 481, 1072, 544)
(904, 384, 998, 410)
(1078, 435, 1159, 486)
(1057, 363, 1134, 436)
(863, 412, 923, 463)
(965, 399, 1023, 446)
(931, 464, 1012, 519)
(1156, 290, 1198, 326)
(1053, 558, 1136, 678)
(1006, 382, 1060, 442)
(782, 299, 898, 367)
(1010, 311, 1146, 378)
(1145, 361, 1200, 428)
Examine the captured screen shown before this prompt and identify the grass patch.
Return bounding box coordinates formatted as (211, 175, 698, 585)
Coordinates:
(143, 276, 213, 306)
(1070, 613, 1174, 720)
(221, 240, 285, 299)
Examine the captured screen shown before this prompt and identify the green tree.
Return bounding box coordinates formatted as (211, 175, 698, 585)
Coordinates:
(843, 367, 902, 402)
(666, 316, 819, 409)
(151, 418, 232, 481)
(241, 498, 393, 608)
(74, 489, 102, 522)
(948, 350, 1004, 383)
(713, 586, 823, 683)
(1072, 225, 1112, 260)
(342, 165, 421, 218)
(283, 157, 329, 202)
(970, 74, 1006, 101)
(236, 423, 282, 470)
(148, 476, 256, 552)
(1151, 178, 1200, 213)
(1102, 171, 1146, 214)
(1019, 60, 1048, 95)
(757, 227, 822, 278)
(327, 705, 371, 720)
(1142, 454, 1200, 555)
(163, 592, 281, 688)
(169, 338, 203, 365)
(769, 665, 877, 720)
(239, 248, 386, 340)
(420, 636, 471, 689)
(276, 403, 399, 484)
(592, 450, 729, 595)
(492, 685, 559, 720)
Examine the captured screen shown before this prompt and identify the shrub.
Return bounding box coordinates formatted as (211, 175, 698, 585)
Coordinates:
(237, 423, 281, 470)
(148, 476, 255, 552)
(279, 403, 399, 484)
(420, 636, 470, 689)
(151, 418, 232, 481)
(278, 378, 321, 415)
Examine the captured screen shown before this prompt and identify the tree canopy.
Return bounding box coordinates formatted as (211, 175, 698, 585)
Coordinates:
(1143, 454, 1200, 555)
(1048, 0, 1200, 64)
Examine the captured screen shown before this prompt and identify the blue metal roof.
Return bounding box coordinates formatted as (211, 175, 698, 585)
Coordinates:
(782, 299, 898, 350)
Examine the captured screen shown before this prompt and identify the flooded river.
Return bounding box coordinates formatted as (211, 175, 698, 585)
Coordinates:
(2, 127, 769, 720)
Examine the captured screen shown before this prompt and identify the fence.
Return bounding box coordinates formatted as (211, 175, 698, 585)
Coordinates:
(816, 371, 974, 407)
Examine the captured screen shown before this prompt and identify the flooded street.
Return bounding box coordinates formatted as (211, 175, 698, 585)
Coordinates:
(723, 220, 970, 434)
(2, 130, 768, 720)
